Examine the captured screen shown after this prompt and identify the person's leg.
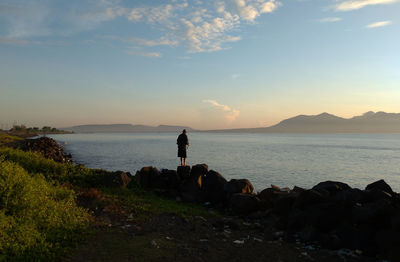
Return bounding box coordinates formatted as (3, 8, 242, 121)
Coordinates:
(183, 158, 186, 166)
(180, 157, 183, 166)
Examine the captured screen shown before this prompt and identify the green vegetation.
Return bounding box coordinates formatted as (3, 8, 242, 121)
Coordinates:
(0, 158, 90, 261)
(102, 187, 210, 222)
(7, 125, 71, 137)
(0, 133, 23, 147)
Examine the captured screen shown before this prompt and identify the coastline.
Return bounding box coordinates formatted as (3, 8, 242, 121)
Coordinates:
(1, 134, 399, 261)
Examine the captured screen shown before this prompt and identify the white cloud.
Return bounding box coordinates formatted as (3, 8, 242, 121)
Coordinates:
(124, 0, 281, 52)
(366, 20, 392, 28)
(318, 17, 343, 22)
(0, 0, 281, 53)
(233, 0, 281, 22)
(335, 0, 399, 11)
(127, 38, 178, 47)
(203, 99, 240, 122)
(125, 51, 162, 58)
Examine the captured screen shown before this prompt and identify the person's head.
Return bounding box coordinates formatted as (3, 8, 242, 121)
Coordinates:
(182, 129, 187, 134)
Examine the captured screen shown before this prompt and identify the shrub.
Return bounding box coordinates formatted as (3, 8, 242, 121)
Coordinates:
(0, 147, 109, 187)
(0, 160, 90, 261)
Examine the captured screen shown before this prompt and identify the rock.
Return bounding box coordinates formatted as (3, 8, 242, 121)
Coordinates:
(225, 179, 254, 195)
(107, 171, 131, 188)
(190, 164, 208, 188)
(298, 225, 318, 242)
(312, 181, 352, 195)
(365, 179, 394, 195)
(258, 188, 278, 210)
(177, 165, 191, 180)
(180, 178, 202, 203)
(160, 169, 180, 195)
(272, 194, 296, 217)
(135, 166, 160, 189)
(202, 170, 228, 205)
(258, 188, 278, 202)
(376, 229, 400, 261)
(293, 189, 328, 209)
(22, 137, 71, 163)
(292, 186, 306, 193)
(230, 193, 260, 214)
(332, 188, 366, 204)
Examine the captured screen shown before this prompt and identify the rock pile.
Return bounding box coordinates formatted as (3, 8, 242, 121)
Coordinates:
(135, 164, 254, 207)
(22, 137, 72, 163)
(135, 165, 400, 261)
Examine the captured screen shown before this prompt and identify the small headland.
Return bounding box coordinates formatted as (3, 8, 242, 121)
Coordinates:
(1, 134, 398, 261)
(3, 125, 72, 138)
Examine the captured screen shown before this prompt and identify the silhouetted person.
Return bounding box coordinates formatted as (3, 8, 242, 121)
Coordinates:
(177, 129, 189, 166)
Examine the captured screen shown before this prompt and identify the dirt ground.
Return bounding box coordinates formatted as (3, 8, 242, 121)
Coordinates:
(63, 194, 374, 262)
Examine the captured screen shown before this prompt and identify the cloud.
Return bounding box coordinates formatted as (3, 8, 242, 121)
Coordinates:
(366, 20, 392, 28)
(109, 0, 281, 52)
(0, 0, 281, 53)
(335, 0, 399, 11)
(203, 99, 240, 122)
(318, 17, 343, 22)
(125, 51, 162, 58)
(232, 0, 281, 22)
(127, 38, 178, 47)
(0, 37, 30, 45)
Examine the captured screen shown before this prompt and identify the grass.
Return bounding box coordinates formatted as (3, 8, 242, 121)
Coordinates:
(101, 187, 211, 222)
(0, 133, 23, 147)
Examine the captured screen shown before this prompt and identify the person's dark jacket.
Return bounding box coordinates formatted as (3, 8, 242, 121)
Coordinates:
(177, 133, 189, 148)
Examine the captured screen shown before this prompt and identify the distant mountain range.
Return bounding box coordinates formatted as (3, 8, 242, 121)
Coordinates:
(63, 112, 400, 133)
(208, 111, 400, 133)
(63, 124, 195, 133)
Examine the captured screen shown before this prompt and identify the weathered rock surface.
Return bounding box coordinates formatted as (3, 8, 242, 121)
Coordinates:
(202, 170, 228, 205)
(230, 193, 260, 214)
(22, 136, 71, 163)
(106, 171, 132, 188)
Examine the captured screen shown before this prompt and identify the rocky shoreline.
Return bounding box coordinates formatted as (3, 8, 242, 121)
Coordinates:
(21, 136, 400, 261)
(135, 165, 400, 261)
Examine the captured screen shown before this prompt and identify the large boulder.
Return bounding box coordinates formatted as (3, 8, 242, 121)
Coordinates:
(190, 164, 208, 187)
(180, 179, 202, 202)
(107, 171, 131, 188)
(177, 165, 191, 180)
(365, 179, 394, 195)
(23, 137, 71, 163)
(135, 166, 160, 189)
(293, 189, 329, 209)
(312, 181, 351, 195)
(225, 179, 254, 196)
(230, 193, 260, 215)
(202, 170, 228, 205)
(258, 187, 281, 210)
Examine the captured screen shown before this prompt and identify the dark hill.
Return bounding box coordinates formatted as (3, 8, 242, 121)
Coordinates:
(64, 124, 196, 133)
(206, 112, 400, 133)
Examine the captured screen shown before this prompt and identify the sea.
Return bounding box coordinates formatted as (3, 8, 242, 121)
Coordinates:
(48, 133, 400, 192)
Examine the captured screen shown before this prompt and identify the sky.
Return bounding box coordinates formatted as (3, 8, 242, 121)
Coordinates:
(0, 0, 399, 130)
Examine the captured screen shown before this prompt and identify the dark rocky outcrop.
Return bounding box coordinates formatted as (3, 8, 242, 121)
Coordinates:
(230, 193, 260, 214)
(365, 179, 394, 195)
(105, 171, 132, 188)
(202, 170, 228, 205)
(132, 162, 400, 261)
(225, 179, 254, 195)
(21, 136, 71, 163)
(135, 166, 161, 189)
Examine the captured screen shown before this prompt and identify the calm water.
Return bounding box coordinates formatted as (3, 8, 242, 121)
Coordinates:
(49, 133, 400, 192)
